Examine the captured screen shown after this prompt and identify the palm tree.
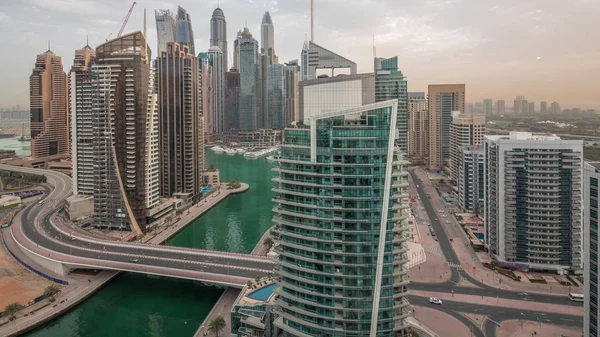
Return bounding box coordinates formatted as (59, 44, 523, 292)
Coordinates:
(43, 285, 60, 300)
(208, 315, 226, 337)
(3, 302, 23, 318)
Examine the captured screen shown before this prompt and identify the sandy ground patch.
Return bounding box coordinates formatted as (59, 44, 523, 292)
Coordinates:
(496, 319, 582, 337)
(413, 306, 471, 337)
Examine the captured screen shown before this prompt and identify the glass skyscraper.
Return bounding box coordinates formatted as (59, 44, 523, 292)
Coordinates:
(238, 27, 259, 131)
(272, 100, 411, 336)
(375, 56, 408, 154)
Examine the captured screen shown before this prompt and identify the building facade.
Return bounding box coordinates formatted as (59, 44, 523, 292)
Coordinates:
(428, 84, 466, 172)
(30, 49, 69, 159)
(457, 145, 484, 214)
(449, 112, 485, 183)
(156, 42, 203, 202)
(496, 100, 505, 115)
(210, 7, 228, 71)
(375, 56, 409, 154)
(155, 9, 176, 55)
(484, 132, 583, 272)
(540, 101, 548, 115)
(225, 70, 240, 131)
(261, 11, 277, 64)
(584, 162, 600, 337)
(207, 46, 225, 134)
(301, 40, 357, 81)
(272, 100, 410, 336)
(408, 92, 427, 161)
(238, 27, 259, 131)
(267, 63, 285, 129)
(483, 99, 492, 115)
(70, 44, 96, 196)
(283, 61, 299, 124)
(175, 6, 195, 55)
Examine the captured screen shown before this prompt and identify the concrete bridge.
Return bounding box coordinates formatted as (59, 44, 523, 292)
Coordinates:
(0, 164, 276, 288)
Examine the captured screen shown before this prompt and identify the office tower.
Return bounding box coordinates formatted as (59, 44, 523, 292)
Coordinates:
(521, 99, 529, 114)
(408, 92, 427, 161)
(298, 73, 375, 122)
(550, 102, 562, 114)
(585, 162, 600, 337)
(155, 9, 176, 55)
(272, 100, 410, 336)
(375, 56, 409, 153)
(207, 47, 225, 134)
(540, 101, 547, 114)
(175, 6, 195, 55)
(449, 112, 485, 183)
(483, 99, 492, 115)
(258, 54, 269, 129)
(428, 84, 466, 172)
(301, 40, 357, 81)
(457, 145, 484, 214)
(224, 70, 240, 130)
(528, 101, 535, 114)
(238, 27, 260, 131)
(283, 60, 300, 124)
(513, 96, 525, 114)
(496, 100, 505, 115)
(29, 48, 69, 158)
(156, 42, 203, 201)
(144, 70, 160, 211)
(261, 11, 277, 64)
(232, 29, 242, 71)
(210, 7, 228, 70)
(92, 31, 156, 235)
(70, 43, 96, 195)
(484, 132, 583, 272)
(267, 63, 285, 129)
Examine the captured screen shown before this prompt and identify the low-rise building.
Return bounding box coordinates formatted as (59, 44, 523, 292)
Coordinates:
(0, 195, 21, 208)
(66, 194, 93, 221)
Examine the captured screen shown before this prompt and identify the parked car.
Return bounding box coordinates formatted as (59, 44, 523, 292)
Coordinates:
(129, 258, 139, 263)
(429, 297, 442, 305)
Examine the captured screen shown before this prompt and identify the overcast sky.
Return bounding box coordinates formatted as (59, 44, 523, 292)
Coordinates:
(0, 0, 599, 110)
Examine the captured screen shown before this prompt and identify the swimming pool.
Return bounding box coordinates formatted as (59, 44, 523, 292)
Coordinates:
(247, 283, 277, 301)
(201, 187, 213, 194)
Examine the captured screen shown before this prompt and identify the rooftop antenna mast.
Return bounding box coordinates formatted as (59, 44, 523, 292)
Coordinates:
(373, 35, 376, 58)
(310, 0, 314, 42)
(143, 8, 148, 63)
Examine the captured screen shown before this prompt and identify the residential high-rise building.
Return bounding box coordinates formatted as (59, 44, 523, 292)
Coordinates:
(483, 99, 493, 115)
(267, 63, 285, 129)
(496, 100, 505, 115)
(198, 52, 214, 142)
(528, 101, 535, 114)
(232, 29, 243, 71)
(261, 11, 277, 64)
(457, 145, 484, 214)
(272, 100, 410, 336)
(408, 92, 427, 161)
(467, 102, 474, 114)
(257, 54, 269, 129)
(521, 99, 529, 114)
(584, 162, 600, 337)
(484, 132, 583, 272)
(70, 43, 96, 196)
(428, 84, 466, 172)
(210, 7, 228, 70)
(301, 40, 357, 81)
(155, 9, 176, 55)
(175, 6, 195, 55)
(540, 101, 547, 114)
(513, 96, 525, 114)
(224, 70, 240, 130)
(30, 48, 69, 158)
(449, 112, 485, 183)
(92, 31, 157, 235)
(283, 60, 299, 124)
(550, 102, 561, 114)
(156, 42, 203, 201)
(238, 27, 260, 131)
(375, 56, 409, 153)
(207, 46, 225, 134)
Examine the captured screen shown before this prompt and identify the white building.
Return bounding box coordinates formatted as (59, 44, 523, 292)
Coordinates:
(449, 112, 485, 183)
(457, 145, 484, 215)
(584, 162, 600, 337)
(484, 132, 583, 272)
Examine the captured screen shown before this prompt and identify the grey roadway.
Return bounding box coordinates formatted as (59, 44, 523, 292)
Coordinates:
(0, 164, 275, 287)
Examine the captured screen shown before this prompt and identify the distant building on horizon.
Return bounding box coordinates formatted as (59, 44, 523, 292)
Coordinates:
(207, 46, 225, 135)
(29, 48, 69, 159)
(540, 101, 547, 114)
(483, 99, 492, 115)
(496, 100, 505, 115)
(528, 101, 535, 114)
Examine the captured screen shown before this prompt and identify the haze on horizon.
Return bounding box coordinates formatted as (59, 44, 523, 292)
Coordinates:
(0, 0, 598, 110)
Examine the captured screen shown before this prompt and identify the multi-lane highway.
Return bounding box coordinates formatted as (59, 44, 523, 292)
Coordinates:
(1, 164, 275, 287)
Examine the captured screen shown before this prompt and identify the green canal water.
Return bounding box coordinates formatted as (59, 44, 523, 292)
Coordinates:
(25, 152, 276, 337)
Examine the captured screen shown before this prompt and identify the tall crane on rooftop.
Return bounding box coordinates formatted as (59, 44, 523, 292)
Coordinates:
(105, 2, 137, 41)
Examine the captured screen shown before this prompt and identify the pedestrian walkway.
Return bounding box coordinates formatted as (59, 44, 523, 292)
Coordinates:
(447, 262, 463, 270)
(423, 245, 443, 256)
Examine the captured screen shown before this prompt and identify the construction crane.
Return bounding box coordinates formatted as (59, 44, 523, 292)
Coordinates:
(105, 2, 137, 41)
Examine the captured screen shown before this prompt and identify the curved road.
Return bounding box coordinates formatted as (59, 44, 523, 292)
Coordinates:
(1, 164, 275, 288)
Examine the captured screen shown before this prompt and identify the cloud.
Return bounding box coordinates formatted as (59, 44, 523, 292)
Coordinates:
(0, 12, 12, 26)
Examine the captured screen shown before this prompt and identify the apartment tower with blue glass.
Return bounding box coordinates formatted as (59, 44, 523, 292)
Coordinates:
(272, 100, 411, 336)
(375, 57, 408, 154)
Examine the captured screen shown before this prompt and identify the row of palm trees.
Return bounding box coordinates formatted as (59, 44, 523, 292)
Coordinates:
(1, 285, 60, 319)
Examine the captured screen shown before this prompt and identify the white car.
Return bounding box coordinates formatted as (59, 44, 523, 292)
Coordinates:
(429, 297, 442, 305)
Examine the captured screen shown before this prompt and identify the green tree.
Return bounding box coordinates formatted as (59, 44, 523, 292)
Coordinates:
(3, 302, 23, 317)
(263, 237, 273, 247)
(208, 315, 226, 337)
(43, 285, 60, 299)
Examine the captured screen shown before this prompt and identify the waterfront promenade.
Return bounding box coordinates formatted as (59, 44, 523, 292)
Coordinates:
(0, 183, 249, 337)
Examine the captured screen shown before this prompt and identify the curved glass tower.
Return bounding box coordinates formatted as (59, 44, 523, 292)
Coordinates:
(272, 100, 411, 336)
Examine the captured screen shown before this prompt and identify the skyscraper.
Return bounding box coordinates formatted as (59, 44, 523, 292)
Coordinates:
(428, 84, 466, 172)
(283, 61, 299, 124)
(156, 42, 203, 201)
(238, 27, 259, 131)
(232, 29, 243, 71)
(224, 70, 240, 131)
(375, 56, 409, 153)
(449, 112, 485, 184)
(92, 31, 157, 235)
(496, 100, 505, 115)
(272, 100, 410, 336)
(584, 162, 600, 337)
(540, 101, 548, 114)
(514, 96, 525, 114)
(30, 48, 69, 158)
(155, 9, 176, 55)
(528, 101, 535, 114)
(199, 52, 214, 142)
(210, 7, 228, 70)
(301, 40, 357, 81)
(70, 43, 96, 196)
(261, 11, 277, 64)
(550, 102, 562, 114)
(266, 63, 285, 129)
(457, 145, 484, 214)
(175, 6, 195, 55)
(484, 132, 583, 272)
(483, 99, 492, 115)
(207, 46, 225, 134)
(408, 92, 427, 161)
